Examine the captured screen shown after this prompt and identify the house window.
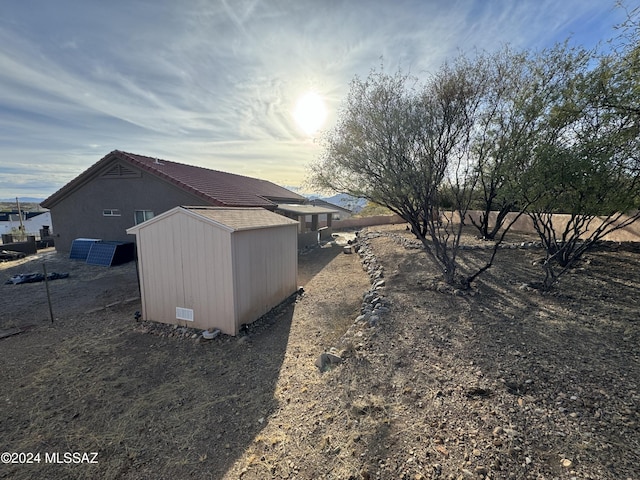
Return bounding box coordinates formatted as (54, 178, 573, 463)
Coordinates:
(103, 209, 121, 217)
(134, 210, 154, 224)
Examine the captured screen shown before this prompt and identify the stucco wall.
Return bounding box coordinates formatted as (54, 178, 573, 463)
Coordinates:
(459, 210, 640, 242)
(49, 161, 211, 252)
(334, 214, 405, 230)
(334, 211, 640, 242)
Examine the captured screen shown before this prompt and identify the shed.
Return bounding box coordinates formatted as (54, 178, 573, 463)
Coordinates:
(126, 206, 299, 335)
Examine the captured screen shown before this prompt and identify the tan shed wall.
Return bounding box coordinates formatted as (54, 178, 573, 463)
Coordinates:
(232, 225, 298, 328)
(135, 212, 236, 334)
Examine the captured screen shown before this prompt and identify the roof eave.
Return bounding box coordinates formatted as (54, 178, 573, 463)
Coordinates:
(41, 150, 123, 208)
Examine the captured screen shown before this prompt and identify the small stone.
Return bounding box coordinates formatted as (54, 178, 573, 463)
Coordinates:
(561, 458, 573, 468)
(315, 352, 342, 372)
(435, 445, 449, 457)
(475, 466, 488, 475)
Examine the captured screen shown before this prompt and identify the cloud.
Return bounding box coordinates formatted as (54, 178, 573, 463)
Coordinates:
(0, 0, 627, 199)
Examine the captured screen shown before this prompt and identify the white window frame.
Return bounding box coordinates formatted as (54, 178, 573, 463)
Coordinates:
(103, 209, 122, 217)
(134, 210, 154, 225)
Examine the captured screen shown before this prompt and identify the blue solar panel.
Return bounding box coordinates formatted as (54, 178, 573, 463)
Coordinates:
(69, 238, 101, 260)
(85, 241, 135, 267)
(86, 242, 117, 266)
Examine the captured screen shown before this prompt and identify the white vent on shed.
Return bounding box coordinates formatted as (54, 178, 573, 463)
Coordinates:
(176, 307, 194, 321)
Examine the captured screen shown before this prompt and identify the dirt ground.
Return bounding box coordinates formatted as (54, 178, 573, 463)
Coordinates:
(0, 225, 638, 480)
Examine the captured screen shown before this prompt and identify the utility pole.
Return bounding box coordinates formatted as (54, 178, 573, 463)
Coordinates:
(16, 197, 25, 235)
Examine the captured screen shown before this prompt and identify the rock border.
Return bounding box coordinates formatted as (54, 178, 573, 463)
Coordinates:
(317, 229, 392, 371)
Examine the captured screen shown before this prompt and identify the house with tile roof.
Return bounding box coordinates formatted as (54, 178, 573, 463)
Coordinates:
(41, 150, 308, 252)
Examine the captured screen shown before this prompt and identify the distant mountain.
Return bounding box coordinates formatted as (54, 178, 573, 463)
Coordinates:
(307, 193, 367, 213)
(1, 197, 45, 203)
(276, 185, 368, 213)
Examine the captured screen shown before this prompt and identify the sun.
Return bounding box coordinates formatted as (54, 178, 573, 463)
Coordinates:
(293, 91, 328, 136)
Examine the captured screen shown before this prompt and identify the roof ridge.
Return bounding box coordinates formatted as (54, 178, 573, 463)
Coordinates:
(42, 150, 305, 209)
(116, 151, 228, 205)
(117, 150, 276, 182)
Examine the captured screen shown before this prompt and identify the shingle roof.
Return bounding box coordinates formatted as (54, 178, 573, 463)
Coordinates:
(41, 150, 305, 209)
(184, 206, 299, 231)
(126, 206, 299, 234)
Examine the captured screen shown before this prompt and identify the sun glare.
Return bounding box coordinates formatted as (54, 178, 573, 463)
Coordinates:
(293, 92, 328, 136)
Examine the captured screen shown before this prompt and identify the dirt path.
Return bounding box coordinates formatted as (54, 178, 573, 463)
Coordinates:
(0, 241, 370, 480)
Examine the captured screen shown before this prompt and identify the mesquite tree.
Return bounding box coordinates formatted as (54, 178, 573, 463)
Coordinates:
(469, 49, 541, 240)
(520, 41, 640, 290)
(309, 56, 511, 288)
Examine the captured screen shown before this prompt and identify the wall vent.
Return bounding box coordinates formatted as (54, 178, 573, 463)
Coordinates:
(101, 163, 140, 178)
(176, 307, 194, 322)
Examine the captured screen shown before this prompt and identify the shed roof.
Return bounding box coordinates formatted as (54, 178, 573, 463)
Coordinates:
(127, 206, 299, 235)
(184, 206, 299, 231)
(42, 150, 306, 209)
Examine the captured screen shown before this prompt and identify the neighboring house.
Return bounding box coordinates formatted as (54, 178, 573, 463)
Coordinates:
(41, 150, 307, 252)
(127, 206, 299, 335)
(308, 199, 353, 221)
(0, 211, 52, 238)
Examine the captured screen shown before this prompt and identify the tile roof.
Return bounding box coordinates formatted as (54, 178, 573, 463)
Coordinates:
(42, 150, 305, 209)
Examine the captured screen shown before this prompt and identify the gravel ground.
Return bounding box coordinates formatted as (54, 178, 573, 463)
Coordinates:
(1, 226, 638, 480)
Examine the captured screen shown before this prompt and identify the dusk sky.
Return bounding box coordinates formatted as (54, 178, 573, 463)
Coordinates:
(0, 0, 628, 201)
